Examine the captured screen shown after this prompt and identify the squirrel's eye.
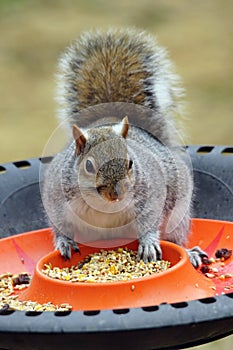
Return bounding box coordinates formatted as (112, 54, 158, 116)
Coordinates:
(128, 159, 133, 170)
(85, 159, 95, 174)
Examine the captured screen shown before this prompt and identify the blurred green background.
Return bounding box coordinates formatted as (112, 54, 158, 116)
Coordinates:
(0, 0, 232, 348)
(0, 0, 232, 164)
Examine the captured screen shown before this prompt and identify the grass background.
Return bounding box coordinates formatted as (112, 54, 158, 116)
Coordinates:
(0, 1, 232, 348)
(0, 0, 232, 163)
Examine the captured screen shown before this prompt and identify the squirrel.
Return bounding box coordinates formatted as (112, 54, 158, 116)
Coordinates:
(42, 28, 206, 267)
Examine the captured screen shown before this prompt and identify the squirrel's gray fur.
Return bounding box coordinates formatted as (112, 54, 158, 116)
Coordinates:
(42, 28, 206, 267)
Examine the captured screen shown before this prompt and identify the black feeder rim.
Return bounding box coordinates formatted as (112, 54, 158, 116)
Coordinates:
(0, 145, 233, 350)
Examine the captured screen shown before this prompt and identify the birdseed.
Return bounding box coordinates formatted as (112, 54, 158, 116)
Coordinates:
(0, 272, 72, 312)
(42, 248, 171, 283)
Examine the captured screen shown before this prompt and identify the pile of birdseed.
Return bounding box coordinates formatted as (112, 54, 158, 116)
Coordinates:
(42, 247, 171, 283)
(0, 272, 72, 312)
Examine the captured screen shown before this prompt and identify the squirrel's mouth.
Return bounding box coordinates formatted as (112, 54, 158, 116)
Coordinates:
(97, 185, 124, 202)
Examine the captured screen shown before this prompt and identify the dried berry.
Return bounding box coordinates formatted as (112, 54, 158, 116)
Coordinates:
(0, 304, 10, 315)
(200, 265, 210, 274)
(12, 277, 20, 286)
(18, 274, 30, 284)
(12, 273, 30, 286)
(215, 248, 232, 260)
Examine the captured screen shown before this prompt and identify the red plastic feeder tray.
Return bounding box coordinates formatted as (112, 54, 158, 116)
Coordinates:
(0, 218, 232, 311)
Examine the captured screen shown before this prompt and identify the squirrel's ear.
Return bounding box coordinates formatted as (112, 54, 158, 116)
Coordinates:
(72, 125, 87, 154)
(113, 116, 129, 138)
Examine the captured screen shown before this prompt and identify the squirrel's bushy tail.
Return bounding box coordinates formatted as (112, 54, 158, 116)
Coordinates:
(56, 28, 184, 144)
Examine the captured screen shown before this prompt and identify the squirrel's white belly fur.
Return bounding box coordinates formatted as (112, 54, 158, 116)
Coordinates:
(65, 196, 137, 242)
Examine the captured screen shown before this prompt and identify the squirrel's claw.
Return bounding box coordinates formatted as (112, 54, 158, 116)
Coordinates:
(55, 235, 80, 261)
(186, 246, 207, 268)
(138, 237, 162, 263)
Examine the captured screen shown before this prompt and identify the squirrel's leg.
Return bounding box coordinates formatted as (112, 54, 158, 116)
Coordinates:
(55, 233, 80, 260)
(135, 192, 162, 262)
(138, 231, 162, 263)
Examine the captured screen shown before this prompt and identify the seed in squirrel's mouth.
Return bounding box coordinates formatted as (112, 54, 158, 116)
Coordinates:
(107, 196, 122, 202)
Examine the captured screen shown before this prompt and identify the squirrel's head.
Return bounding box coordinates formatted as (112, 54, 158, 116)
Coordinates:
(73, 116, 134, 203)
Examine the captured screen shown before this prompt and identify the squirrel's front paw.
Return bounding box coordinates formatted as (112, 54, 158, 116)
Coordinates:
(55, 235, 80, 260)
(138, 236, 162, 263)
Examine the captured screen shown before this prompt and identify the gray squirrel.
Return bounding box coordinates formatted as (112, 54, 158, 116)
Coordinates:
(42, 28, 206, 267)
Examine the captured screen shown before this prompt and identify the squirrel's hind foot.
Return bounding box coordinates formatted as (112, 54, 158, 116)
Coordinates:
(55, 234, 80, 260)
(186, 246, 207, 268)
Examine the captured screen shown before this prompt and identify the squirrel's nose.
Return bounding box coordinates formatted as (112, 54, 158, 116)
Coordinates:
(110, 180, 129, 201)
(97, 181, 129, 201)
(105, 184, 121, 201)
(110, 190, 119, 201)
